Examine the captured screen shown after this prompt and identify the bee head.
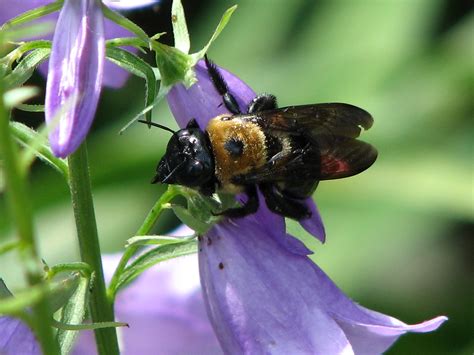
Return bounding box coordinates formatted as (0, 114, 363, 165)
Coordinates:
(154, 119, 214, 188)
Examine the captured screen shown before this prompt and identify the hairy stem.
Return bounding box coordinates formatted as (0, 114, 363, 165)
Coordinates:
(68, 143, 119, 355)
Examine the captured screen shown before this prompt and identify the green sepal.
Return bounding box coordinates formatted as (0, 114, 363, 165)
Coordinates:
(171, 0, 190, 54)
(106, 47, 157, 122)
(1, 40, 51, 72)
(0, 22, 54, 44)
(153, 42, 194, 88)
(102, 4, 149, 45)
(153, 3, 238, 88)
(10, 121, 69, 179)
(190, 5, 238, 65)
(113, 239, 197, 294)
(3, 48, 50, 90)
(0, 0, 62, 31)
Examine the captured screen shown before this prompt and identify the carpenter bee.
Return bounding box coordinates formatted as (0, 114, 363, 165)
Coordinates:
(141, 56, 377, 220)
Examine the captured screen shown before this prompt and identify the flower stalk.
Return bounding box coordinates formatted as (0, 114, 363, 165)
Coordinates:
(67, 142, 119, 355)
(107, 186, 180, 300)
(0, 76, 58, 354)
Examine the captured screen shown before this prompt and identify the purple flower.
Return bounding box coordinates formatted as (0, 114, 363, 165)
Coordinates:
(44, 0, 105, 158)
(0, 317, 41, 355)
(166, 60, 447, 353)
(74, 252, 222, 354)
(1, 0, 158, 157)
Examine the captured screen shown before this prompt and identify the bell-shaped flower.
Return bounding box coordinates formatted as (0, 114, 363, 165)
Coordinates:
(166, 60, 447, 353)
(44, 0, 105, 158)
(1, 0, 158, 157)
(74, 225, 221, 354)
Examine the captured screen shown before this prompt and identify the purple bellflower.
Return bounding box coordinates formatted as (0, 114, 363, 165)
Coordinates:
(0, 0, 158, 158)
(45, 0, 105, 158)
(74, 226, 222, 354)
(166, 60, 448, 354)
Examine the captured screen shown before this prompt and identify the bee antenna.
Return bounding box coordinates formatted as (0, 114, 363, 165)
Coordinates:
(138, 120, 176, 134)
(161, 161, 185, 184)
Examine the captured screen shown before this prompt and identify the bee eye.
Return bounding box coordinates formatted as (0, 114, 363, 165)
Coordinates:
(187, 160, 203, 176)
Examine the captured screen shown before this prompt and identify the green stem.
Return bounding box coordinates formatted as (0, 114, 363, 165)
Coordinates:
(107, 186, 179, 300)
(0, 75, 58, 354)
(68, 143, 119, 355)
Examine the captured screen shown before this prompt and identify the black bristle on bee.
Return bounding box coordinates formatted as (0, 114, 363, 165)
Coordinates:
(141, 56, 377, 220)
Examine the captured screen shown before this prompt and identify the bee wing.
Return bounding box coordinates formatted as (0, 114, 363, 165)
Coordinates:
(256, 103, 374, 138)
(317, 136, 377, 179)
(233, 136, 377, 185)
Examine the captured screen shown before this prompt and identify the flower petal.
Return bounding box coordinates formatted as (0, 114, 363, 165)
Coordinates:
(45, 0, 105, 157)
(236, 192, 312, 256)
(0, 316, 41, 355)
(104, 0, 159, 10)
(167, 60, 256, 129)
(300, 198, 326, 243)
(199, 208, 446, 354)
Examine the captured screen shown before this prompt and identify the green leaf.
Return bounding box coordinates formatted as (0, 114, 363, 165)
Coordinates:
(56, 276, 89, 355)
(4, 87, 40, 109)
(119, 83, 170, 134)
(172, 0, 190, 54)
(190, 5, 238, 64)
(3, 48, 51, 90)
(10, 121, 68, 179)
(106, 47, 157, 122)
(126, 235, 195, 248)
(0, 273, 80, 315)
(102, 4, 149, 45)
(172, 204, 211, 234)
(0, 0, 62, 31)
(1, 40, 51, 71)
(106, 37, 148, 53)
(115, 239, 197, 293)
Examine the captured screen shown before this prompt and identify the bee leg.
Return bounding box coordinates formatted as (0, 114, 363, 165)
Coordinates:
(259, 183, 311, 220)
(215, 185, 259, 218)
(248, 94, 278, 114)
(204, 55, 241, 114)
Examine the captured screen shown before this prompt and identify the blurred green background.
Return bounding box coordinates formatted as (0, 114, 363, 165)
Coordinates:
(1, 0, 472, 353)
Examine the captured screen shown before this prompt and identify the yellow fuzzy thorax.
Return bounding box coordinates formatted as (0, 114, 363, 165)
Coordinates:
(207, 115, 267, 193)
